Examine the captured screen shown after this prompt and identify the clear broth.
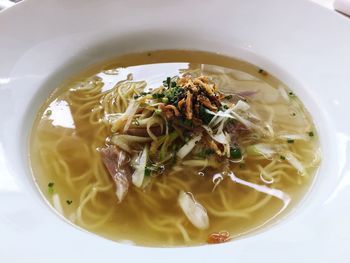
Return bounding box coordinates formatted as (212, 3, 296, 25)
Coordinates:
(30, 50, 320, 246)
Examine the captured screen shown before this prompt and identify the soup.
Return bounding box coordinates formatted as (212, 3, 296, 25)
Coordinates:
(30, 50, 321, 246)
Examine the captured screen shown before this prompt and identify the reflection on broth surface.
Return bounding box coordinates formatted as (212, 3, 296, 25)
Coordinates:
(30, 50, 321, 246)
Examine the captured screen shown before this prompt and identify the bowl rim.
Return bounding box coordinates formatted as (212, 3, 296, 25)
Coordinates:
(1, 0, 350, 262)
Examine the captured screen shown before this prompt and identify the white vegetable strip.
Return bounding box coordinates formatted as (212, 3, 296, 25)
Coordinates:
(123, 100, 140, 132)
(227, 172, 291, 207)
(285, 152, 307, 176)
(202, 125, 227, 145)
(232, 100, 250, 111)
(213, 132, 228, 145)
(230, 111, 261, 131)
(206, 109, 234, 120)
(246, 144, 276, 158)
(206, 100, 249, 127)
(278, 134, 309, 141)
(177, 134, 202, 159)
(103, 113, 123, 125)
(178, 191, 209, 230)
(206, 102, 259, 131)
(132, 146, 148, 187)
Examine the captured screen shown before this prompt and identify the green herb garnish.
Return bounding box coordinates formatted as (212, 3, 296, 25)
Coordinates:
(163, 77, 172, 87)
(46, 110, 52, 116)
(280, 155, 286, 160)
(308, 131, 314, 137)
(258, 69, 268, 76)
(199, 106, 214, 124)
(162, 97, 169, 104)
(219, 104, 229, 111)
(48, 182, 54, 194)
(145, 167, 151, 176)
(230, 147, 242, 159)
(66, 200, 73, 205)
(287, 139, 294, 144)
(154, 109, 162, 115)
(152, 93, 165, 99)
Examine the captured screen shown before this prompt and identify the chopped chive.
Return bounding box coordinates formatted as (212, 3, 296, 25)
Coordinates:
(308, 131, 314, 137)
(48, 182, 54, 194)
(66, 200, 73, 205)
(152, 93, 165, 99)
(258, 69, 268, 76)
(46, 110, 52, 116)
(288, 91, 295, 97)
(172, 144, 178, 152)
(230, 147, 242, 159)
(162, 97, 169, 104)
(287, 139, 294, 144)
(199, 105, 214, 124)
(225, 95, 233, 100)
(167, 77, 171, 87)
(163, 77, 172, 87)
(145, 167, 151, 176)
(280, 155, 286, 160)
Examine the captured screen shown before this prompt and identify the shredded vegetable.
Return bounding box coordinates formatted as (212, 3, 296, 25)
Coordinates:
(132, 146, 148, 187)
(178, 191, 209, 230)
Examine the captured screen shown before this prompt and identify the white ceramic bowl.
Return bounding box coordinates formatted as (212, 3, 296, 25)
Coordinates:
(1, 0, 350, 261)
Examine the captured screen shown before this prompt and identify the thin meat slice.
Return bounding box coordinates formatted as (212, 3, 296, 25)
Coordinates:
(126, 126, 163, 137)
(100, 145, 133, 202)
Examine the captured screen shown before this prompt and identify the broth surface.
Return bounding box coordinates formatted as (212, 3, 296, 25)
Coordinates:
(30, 50, 320, 246)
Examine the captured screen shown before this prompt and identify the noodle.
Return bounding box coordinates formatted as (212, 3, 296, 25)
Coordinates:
(30, 50, 320, 247)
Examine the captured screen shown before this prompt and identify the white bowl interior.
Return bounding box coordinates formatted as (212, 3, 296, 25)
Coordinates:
(18, 33, 333, 237)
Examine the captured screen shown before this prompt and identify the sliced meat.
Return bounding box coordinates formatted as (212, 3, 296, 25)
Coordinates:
(100, 145, 133, 203)
(126, 126, 163, 137)
(225, 121, 249, 136)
